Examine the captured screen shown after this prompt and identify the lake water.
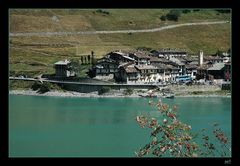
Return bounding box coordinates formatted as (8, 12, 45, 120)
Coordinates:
(9, 95, 231, 157)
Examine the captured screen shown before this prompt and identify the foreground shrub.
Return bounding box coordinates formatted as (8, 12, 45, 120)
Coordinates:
(31, 81, 42, 91)
(98, 87, 111, 95)
(123, 88, 133, 96)
(135, 99, 231, 157)
(38, 83, 50, 94)
(160, 15, 166, 21)
(31, 81, 59, 94)
(166, 10, 181, 21)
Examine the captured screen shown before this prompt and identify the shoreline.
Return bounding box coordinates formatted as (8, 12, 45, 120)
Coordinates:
(9, 90, 231, 98)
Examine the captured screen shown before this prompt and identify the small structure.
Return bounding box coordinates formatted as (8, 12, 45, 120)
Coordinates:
(207, 62, 225, 79)
(54, 59, 76, 78)
(221, 82, 231, 90)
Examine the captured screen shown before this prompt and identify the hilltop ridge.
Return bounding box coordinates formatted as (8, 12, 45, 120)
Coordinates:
(9, 9, 231, 77)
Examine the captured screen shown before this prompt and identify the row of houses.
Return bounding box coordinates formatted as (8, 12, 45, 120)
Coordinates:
(53, 48, 231, 84)
(88, 49, 231, 84)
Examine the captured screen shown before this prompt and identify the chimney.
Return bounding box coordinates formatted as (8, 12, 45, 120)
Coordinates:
(198, 50, 203, 66)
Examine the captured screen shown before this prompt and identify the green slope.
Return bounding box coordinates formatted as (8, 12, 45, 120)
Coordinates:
(9, 9, 231, 77)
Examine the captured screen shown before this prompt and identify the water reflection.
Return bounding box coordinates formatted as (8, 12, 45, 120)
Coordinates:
(9, 95, 231, 157)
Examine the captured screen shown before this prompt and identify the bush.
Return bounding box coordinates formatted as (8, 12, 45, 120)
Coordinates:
(215, 10, 230, 13)
(135, 100, 231, 157)
(98, 87, 111, 95)
(193, 9, 200, 12)
(192, 91, 203, 95)
(31, 81, 55, 94)
(166, 10, 181, 21)
(37, 82, 51, 94)
(182, 9, 191, 14)
(96, 9, 110, 15)
(160, 15, 166, 21)
(38, 85, 49, 94)
(123, 88, 133, 95)
(31, 81, 42, 91)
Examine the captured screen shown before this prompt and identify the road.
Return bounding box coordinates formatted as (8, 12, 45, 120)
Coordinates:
(9, 77, 166, 87)
(9, 21, 229, 37)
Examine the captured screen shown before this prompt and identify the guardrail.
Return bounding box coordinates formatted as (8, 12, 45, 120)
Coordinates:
(9, 77, 166, 87)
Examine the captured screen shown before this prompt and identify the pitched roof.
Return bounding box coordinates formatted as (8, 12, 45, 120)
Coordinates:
(111, 50, 129, 56)
(149, 57, 171, 63)
(54, 59, 71, 65)
(135, 65, 158, 70)
(97, 57, 117, 64)
(119, 61, 134, 68)
(158, 48, 187, 54)
(152, 63, 167, 69)
(125, 66, 138, 73)
(185, 64, 198, 69)
(204, 56, 223, 61)
(151, 63, 179, 70)
(183, 56, 198, 61)
(132, 51, 150, 59)
(189, 61, 199, 65)
(197, 64, 212, 70)
(169, 57, 185, 66)
(165, 64, 179, 70)
(207, 63, 225, 71)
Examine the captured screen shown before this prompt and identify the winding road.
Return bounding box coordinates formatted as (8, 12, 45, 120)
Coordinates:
(10, 21, 229, 37)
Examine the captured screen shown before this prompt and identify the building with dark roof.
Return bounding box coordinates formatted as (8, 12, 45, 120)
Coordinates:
(204, 56, 224, 64)
(129, 51, 150, 65)
(107, 51, 135, 63)
(54, 59, 76, 78)
(117, 65, 139, 83)
(149, 56, 172, 65)
(207, 63, 225, 79)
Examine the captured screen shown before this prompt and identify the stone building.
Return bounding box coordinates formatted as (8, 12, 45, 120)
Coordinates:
(54, 59, 76, 78)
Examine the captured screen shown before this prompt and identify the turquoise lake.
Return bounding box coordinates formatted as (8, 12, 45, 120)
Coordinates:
(9, 95, 231, 157)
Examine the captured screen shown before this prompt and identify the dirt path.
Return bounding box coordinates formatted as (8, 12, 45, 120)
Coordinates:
(10, 21, 229, 37)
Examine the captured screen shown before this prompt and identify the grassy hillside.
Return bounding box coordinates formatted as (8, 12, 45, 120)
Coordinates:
(9, 9, 231, 77)
(10, 9, 230, 32)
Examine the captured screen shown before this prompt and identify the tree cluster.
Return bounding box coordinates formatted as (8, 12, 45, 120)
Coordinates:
(160, 10, 182, 22)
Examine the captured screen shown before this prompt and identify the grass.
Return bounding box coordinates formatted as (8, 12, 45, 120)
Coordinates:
(98, 24, 230, 54)
(9, 9, 231, 79)
(10, 9, 230, 32)
(9, 80, 34, 90)
(9, 79, 65, 91)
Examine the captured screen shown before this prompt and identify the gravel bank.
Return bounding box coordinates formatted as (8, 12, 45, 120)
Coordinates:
(9, 88, 231, 98)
